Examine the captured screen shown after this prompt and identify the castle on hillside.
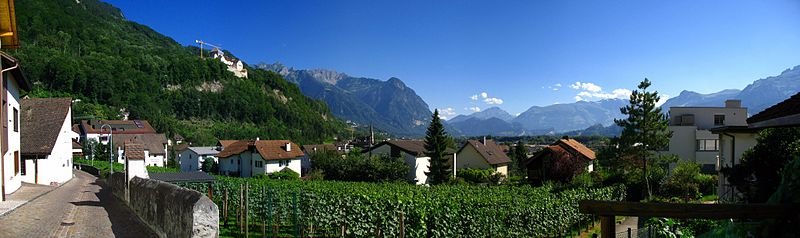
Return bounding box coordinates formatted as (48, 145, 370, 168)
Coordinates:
(210, 48, 248, 78)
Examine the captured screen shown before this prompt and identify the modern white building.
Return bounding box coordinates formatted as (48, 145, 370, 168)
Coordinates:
(1, 52, 31, 199)
(20, 98, 74, 186)
(661, 100, 749, 172)
(365, 140, 456, 185)
(179, 146, 220, 172)
(217, 139, 303, 177)
(113, 133, 169, 167)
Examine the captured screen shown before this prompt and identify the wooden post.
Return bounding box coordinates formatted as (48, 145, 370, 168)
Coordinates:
(223, 189, 229, 227)
(399, 212, 405, 238)
(239, 184, 244, 234)
(245, 183, 249, 237)
(600, 216, 614, 238)
(207, 181, 213, 200)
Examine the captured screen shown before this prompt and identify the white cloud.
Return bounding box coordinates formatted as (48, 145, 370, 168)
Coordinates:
(437, 107, 457, 120)
(484, 97, 504, 105)
(480, 92, 488, 98)
(467, 107, 481, 112)
(554, 83, 562, 87)
(570, 82, 602, 92)
(548, 83, 562, 91)
(470, 94, 479, 101)
(573, 88, 631, 101)
(656, 94, 670, 107)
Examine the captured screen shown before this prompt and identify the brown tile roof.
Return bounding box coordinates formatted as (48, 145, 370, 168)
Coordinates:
(173, 143, 190, 153)
(458, 140, 512, 165)
(218, 140, 238, 148)
(79, 119, 157, 135)
(72, 139, 82, 149)
(747, 92, 800, 128)
(554, 138, 596, 160)
(366, 140, 456, 157)
(113, 134, 168, 155)
(20, 98, 72, 155)
(124, 142, 146, 160)
(217, 140, 305, 160)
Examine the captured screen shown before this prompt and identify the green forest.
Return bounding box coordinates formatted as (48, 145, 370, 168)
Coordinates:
(8, 0, 346, 145)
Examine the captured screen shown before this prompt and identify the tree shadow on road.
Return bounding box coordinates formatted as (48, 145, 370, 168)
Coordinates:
(71, 179, 158, 238)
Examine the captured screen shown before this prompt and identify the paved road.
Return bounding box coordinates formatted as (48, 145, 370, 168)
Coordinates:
(0, 170, 157, 237)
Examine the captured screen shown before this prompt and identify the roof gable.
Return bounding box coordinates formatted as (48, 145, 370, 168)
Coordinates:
(458, 140, 512, 165)
(113, 134, 168, 155)
(217, 140, 304, 160)
(21, 98, 72, 155)
(124, 142, 146, 160)
(747, 92, 800, 128)
(555, 139, 596, 160)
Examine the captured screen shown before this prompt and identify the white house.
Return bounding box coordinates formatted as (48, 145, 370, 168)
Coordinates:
(456, 139, 512, 177)
(179, 146, 220, 172)
(123, 142, 148, 181)
(365, 140, 456, 185)
(20, 98, 74, 186)
(210, 48, 248, 78)
(113, 133, 169, 167)
(661, 100, 750, 172)
(1, 52, 32, 199)
(217, 139, 303, 177)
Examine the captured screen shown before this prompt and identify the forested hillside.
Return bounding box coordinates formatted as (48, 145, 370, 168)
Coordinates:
(9, 0, 345, 145)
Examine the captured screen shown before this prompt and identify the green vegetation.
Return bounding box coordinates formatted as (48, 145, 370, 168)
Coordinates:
(613, 78, 672, 200)
(179, 177, 625, 237)
(724, 127, 800, 203)
(455, 168, 504, 184)
(424, 109, 453, 185)
(13, 0, 345, 145)
(659, 161, 715, 200)
(75, 158, 123, 178)
(311, 150, 409, 182)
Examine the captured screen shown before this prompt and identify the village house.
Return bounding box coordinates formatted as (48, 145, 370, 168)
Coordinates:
(712, 93, 800, 202)
(113, 133, 169, 167)
(365, 140, 456, 185)
(301, 144, 339, 174)
(210, 48, 248, 78)
(661, 100, 751, 172)
(19, 98, 74, 186)
(455, 138, 512, 177)
(179, 146, 220, 172)
(217, 139, 303, 177)
(123, 142, 149, 181)
(526, 137, 596, 184)
(76, 119, 158, 142)
(1, 52, 32, 199)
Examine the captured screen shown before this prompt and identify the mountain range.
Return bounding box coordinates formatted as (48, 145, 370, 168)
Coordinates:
(257, 63, 432, 136)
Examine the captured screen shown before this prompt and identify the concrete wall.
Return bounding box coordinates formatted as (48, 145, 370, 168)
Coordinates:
(111, 173, 218, 238)
(717, 131, 758, 202)
(180, 150, 201, 172)
(456, 145, 491, 169)
(669, 107, 748, 129)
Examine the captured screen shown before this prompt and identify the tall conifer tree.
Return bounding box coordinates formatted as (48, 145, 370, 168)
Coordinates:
(425, 109, 452, 185)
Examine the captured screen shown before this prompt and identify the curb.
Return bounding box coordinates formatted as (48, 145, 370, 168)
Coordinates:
(0, 170, 79, 218)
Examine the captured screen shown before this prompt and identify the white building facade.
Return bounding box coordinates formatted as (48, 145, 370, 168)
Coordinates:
(20, 98, 75, 186)
(179, 147, 220, 172)
(217, 140, 303, 177)
(2, 52, 31, 198)
(661, 100, 749, 172)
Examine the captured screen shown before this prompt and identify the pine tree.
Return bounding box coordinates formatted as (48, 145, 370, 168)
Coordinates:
(514, 141, 528, 174)
(425, 109, 452, 185)
(614, 78, 672, 200)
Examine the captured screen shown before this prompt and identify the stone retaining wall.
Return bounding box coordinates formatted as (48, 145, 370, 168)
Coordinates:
(110, 175, 218, 238)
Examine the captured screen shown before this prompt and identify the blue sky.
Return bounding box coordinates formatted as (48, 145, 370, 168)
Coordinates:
(107, 0, 800, 119)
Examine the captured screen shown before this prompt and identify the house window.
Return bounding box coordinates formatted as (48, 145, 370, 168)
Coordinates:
(230, 159, 233, 164)
(20, 158, 26, 175)
(14, 151, 19, 174)
(13, 107, 18, 132)
(714, 115, 725, 126)
(696, 139, 719, 152)
(279, 160, 289, 167)
(255, 161, 263, 168)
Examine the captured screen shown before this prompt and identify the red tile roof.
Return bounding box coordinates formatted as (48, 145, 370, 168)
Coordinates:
(458, 140, 512, 165)
(124, 142, 146, 160)
(217, 140, 304, 160)
(555, 139, 596, 160)
(79, 119, 157, 135)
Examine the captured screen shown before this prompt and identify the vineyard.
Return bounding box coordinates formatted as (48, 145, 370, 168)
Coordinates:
(180, 177, 625, 237)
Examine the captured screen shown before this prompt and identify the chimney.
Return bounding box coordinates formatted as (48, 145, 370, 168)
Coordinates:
(725, 100, 742, 108)
(286, 142, 291, 152)
(482, 136, 486, 145)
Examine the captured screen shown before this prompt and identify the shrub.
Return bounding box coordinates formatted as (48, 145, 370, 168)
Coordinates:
(457, 168, 504, 184)
(312, 151, 409, 182)
(268, 168, 300, 180)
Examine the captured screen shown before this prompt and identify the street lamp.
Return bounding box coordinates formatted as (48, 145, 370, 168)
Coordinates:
(100, 124, 113, 175)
